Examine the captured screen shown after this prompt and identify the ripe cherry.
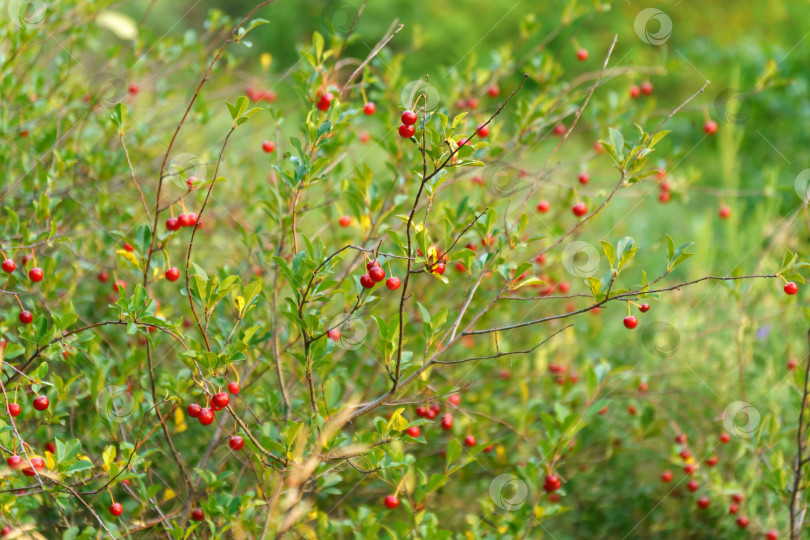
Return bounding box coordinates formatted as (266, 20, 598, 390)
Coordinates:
(187, 403, 202, 418)
(661, 470, 673, 483)
(317, 92, 333, 112)
(464, 435, 476, 447)
(416, 406, 427, 417)
(553, 124, 566, 136)
(33, 396, 49, 411)
(191, 508, 205, 521)
(576, 48, 588, 61)
(398, 124, 415, 138)
(211, 392, 230, 410)
(7, 455, 23, 470)
(21, 457, 45, 476)
(327, 328, 341, 342)
(476, 124, 490, 138)
(229, 435, 244, 450)
(623, 316, 638, 329)
(639, 303, 650, 312)
(228, 382, 240, 395)
(705, 455, 719, 466)
(487, 85, 500, 97)
(123, 242, 134, 252)
(630, 85, 641, 99)
(697, 497, 710, 509)
(640, 81, 653, 95)
(467, 97, 479, 109)
(732, 493, 744, 504)
(543, 475, 562, 493)
(433, 262, 446, 275)
(736, 515, 749, 528)
(363, 102, 376, 115)
(704, 120, 718, 135)
(369, 266, 386, 282)
(720, 432, 731, 443)
(572, 202, 587, 217)
(425, 408, 437, 420)
(684, 463, 696, 475)
(406, 426, 421, 438)
(262, 140, 275, 153)
(401, 110, 418, 125)
(8, 403, 21, 417)
(384, 494, 399, 509)
(788, 358, 799, 370)
(1, 259, 14, 273)
(578, 172, 590, 185)
(338, 215, 351, 227)
(128, 83, 139, 95)
(29, 267, 43, 282)
(198, 408, 214, 425)
(784, 282, 798, 295)
(177, 214, 192, 227)
(675, 434, 687, 444)
(165, 267, 180, 282)
(166, 217, 180, 231)
(537, 200, 550, 213)
(19, 311, 33, 325)
(448, 394, 461, 406)
(360, 274, 375, 289)
(594, 141, 605, 154)
(658, 190, 671, 203)
(386, 277, 401, 290)
(98, 271, 109, 282)
(686, 480, 699, 492)
(679, 449, 692, 460)
(110, 502, 123, 517)
(729, 503, 739, 514)
(440, 413, 453, 430)
(719, 205, 731, 219)
(766, 530, 779, 540)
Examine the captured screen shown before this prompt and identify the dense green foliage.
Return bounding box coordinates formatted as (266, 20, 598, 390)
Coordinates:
(1, 1, 809, 538)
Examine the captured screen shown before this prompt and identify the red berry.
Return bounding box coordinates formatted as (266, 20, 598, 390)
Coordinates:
(19, 310, 33, 325)
(386, 277, 401, 290)
(8, 403, 21, 417)
(317, 92, 333, 111)
(33, 395, 49, 411)
(97, 271, 109, 282)
(211, 392, 230, 410)
(191, 508, 205, 521)
(623, 316, 638, 329)
(784, 282, 798, 295)
(720, 432, 731, 443)
(360, 274, 375, 289)
(467, 97, 479, 109)
(705, 455, 719, 466)
(661, 470, 673, 483)
(484, 444, 494, 453)
(658, 190, 671, 203)
(640, 81, 653, 95)
(788, 358, 799, 370)
(447, 394, 461, 406)
(113, 280, 126, 292)
(766, 530, 779, 540)
(704, 120, 718, 135)
(45, 442, 56, 454)
(123, 242, 134, 252)
(187, 404, 202, 418)
(401, 110, 418, 125)
(338, 215, 351, 227)
(369, 266, 386, 282)
(684, 463, 696, 475)
(228, 382, 240, 395)
(736, 515, 749, 528)
(406, 426, 421, 438)
(576, 48, 588, 61)
(433, 262, 446, 275)
(594, 141, 605, 154)
(553, 124, 566, 135)
(675, 434, 687, 444)
(464, 435, 476, 447)
(719, 205, 731, 219)
(416, 406, 427, 417)
(729, 503, 739, 514)
(185, 213, 198, 227)
(440, 413, 453, 430)
(572, 202, 587, 217)
(198, 408, 214, 425)
(384, 494, 399, 509)
(639, 303, 650, 312)
(630, 85, 641, 99)
(177, 214, 192, 227)
(363, 102, 376, 115)
(578, 172, 590, 185)
(732, 493, 744, 504)
(7, 455, 23, 470)
(21, 457, 45, 476)
(398, 124, 415, 138)
(29, 267, 43, 282)
(697, 497, 710, 509)
(229, 435, 244, 450)
(543, 475, 562, 493)
(679, 449, 691, 460)
(425, 408, 437, 420)
(128, 83, 139, 95)
(262, 140, 275, 153)
(537, 200, 550, 213)
(476, 124, 490, 138)
(1, 259, 15, 273)
(487, 85, 499, 97)
(165, 267, 180, 282)
(686, 480, 699, 492)
(109, 502, 123, 517)
(327, 328, 341, 342)
(166, 217, 180, 231)
(1, 526, 11, 537)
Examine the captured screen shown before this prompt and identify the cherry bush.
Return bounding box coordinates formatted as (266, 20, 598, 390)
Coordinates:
(1, 1, 809, 539)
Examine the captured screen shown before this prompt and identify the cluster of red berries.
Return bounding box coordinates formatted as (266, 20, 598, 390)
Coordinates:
(2, 258, 44, 284)
(622, 302, 650, 329)
(629, 81, 654, 99)
(543, 474, 562, 493)
(245, 87, 277, 103)
(398, 110, 417, 139)
(166, 213, 198, 231)
(187, 383, 241, 453)
(360, 259, 400, 290)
